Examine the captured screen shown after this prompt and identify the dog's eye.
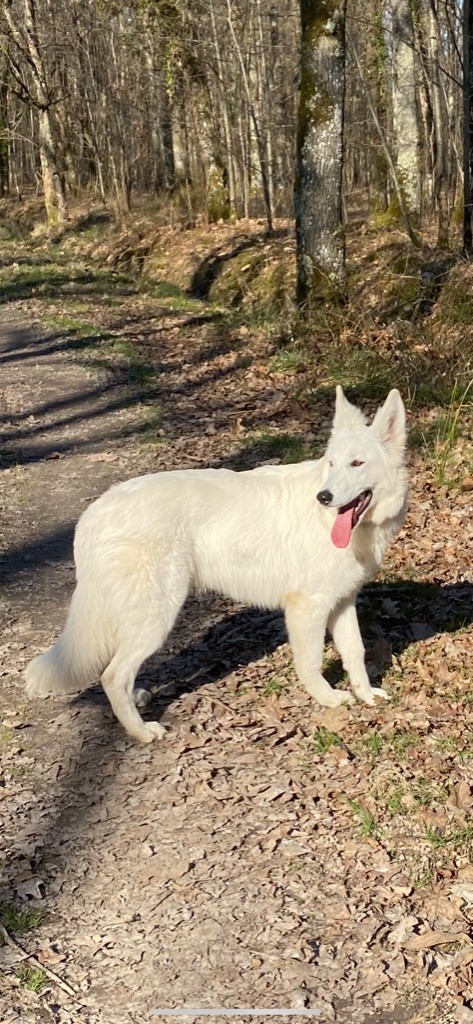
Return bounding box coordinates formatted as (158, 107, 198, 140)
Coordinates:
(351, 460, 364, 467)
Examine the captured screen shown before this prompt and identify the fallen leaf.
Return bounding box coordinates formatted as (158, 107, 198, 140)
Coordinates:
(405, 929, 473, 951)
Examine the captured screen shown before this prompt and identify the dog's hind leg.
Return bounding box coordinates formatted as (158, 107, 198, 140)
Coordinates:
(101, 642, 167, 743)
(285, 593, 355, 707)
(328, 599, 390, 705)
(101, 558, 190, 743)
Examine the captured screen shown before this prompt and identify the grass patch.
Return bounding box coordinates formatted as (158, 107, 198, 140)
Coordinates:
(0, 725, 13, 746)
(432, 379, 473, 485)
(388, 730, 418, 759)
(243, 430, 310, 464)
(437, 287, 473, 325)
(313, 727, 343, 754)
(0, 902, 43, 935)
(411, 778, 446, 808)
(148, 279, 204, 313)
(348, 800, 378, 838)
(40, 313, 92, 334)
(105, 339, 157, 382)
(136, 405, 164, 440)
(15, 964, 48, 992)
(424, 825, 447, 849)
(385, 787, 409, 815)
(270, 347, 306, 374)
(361, 731, 384, 758)
(262, 676, 288, 697)
(451, 824, 473, 858)
(414, 871, 434, 890)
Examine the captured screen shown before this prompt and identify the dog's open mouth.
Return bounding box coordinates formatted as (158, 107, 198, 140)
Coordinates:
(331, 490, 372, 549)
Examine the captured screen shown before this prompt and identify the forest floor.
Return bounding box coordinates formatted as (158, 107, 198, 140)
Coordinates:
(0, 210, 472, 1024)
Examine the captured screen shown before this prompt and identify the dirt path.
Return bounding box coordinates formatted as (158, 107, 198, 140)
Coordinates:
(0, 298, 471, 1024)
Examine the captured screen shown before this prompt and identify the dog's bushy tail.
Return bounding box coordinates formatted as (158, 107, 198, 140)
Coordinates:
(25, 582, 111, 697)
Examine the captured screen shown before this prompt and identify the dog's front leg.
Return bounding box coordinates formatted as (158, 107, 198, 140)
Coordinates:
(285, 593, 355, 707)
(328, 599, 389, 705)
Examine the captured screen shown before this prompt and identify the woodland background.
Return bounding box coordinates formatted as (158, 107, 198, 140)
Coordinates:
(0, 0, 465, 242)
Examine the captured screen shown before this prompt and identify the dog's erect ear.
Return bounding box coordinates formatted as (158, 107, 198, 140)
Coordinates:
(371, 389, 406, 460)
(331, 385, 367, 434)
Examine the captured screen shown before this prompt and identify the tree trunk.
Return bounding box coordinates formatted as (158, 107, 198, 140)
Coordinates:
(350, 29, 421, 246)
(463, 0, 473, 252)
(37, 107, 67, 224)
(0, 64, 9, 195)
(428, 1, 449, 246)
(412, 6, 435, 217)
(391, 0, 419, 214)
(226, 0, 273, 232)
(295, 0, 347, 307)
(2, 0, 67, 223)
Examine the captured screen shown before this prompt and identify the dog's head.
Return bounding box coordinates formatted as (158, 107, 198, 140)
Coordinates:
(318, 387, 408, 548)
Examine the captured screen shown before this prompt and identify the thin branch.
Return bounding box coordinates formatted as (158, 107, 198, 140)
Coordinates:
(0, 923, 85, 1005)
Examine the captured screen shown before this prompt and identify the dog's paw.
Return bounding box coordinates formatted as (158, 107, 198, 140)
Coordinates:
(371, 686, 390, 702)
(25, 677, 50, 697)
(133, 687, 151, 709)
(325, 689, 356, 707)
(137, 721, 166, 744)
(362, 686, 390, 705)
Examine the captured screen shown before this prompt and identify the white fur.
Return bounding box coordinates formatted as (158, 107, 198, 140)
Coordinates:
(25, 388, 408, 743)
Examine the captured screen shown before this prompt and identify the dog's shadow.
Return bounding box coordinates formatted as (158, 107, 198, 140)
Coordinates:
(75, 579, 472, 726)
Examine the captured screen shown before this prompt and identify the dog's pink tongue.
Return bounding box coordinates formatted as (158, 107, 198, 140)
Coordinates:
(331, 507, 353, 549)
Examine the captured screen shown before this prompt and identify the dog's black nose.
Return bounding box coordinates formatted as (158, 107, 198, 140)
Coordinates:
(317, 489, 333, 506)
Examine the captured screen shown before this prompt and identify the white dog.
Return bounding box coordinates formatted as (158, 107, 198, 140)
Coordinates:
(26, 387, 408, 743)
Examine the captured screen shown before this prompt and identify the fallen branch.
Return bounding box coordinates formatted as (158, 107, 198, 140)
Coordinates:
(0, 922, 83, 1004)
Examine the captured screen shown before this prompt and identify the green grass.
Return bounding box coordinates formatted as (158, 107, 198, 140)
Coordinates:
(270, 348, 305, 373)
(432, 379, 473, 485)
(348, 800, 378, 838)
(0, 903, 43, 935)
(40, 313, 92, 334)
(438, 288, 473, 325)
(413, 871, 433, 890)
(148, 280, 204, 313)
(103, 339, 157, 383)
(389, 730, 418, 759)
(0, 725, 13, 747)
(423, 826, 447, 849)
(435, 734, 461, 754)
(136, 405, 164, 440)
(411, 778, 446, 808)
(451, 824, 473, 858)
(305, 338, 470, 414)
(262, 676, 287, 697)
(361, 731, 384, 758)
(15, 964, 48, 992)
(243, 429, 310, 464)
(423, 823, 473, 859)
(313, 727, 343, 754)
(385, 787, 408, 815)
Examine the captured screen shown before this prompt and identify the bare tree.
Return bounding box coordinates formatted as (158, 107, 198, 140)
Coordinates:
(391, 0, 420, 214)
(1, 0, 67, 224)
(0, 0, 465, 255)
(464, 0, 473, 251)
(295, 0, 347, 307)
